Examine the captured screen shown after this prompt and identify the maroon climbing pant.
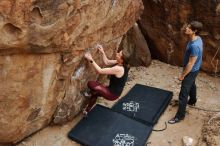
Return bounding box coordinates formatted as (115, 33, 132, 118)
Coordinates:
(85, 81, 118, 112)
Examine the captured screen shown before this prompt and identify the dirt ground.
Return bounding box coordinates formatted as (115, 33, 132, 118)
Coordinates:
(17, 60, 220, 146)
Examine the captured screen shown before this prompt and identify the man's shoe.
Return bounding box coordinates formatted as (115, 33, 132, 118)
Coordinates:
(168, 117, 182, 124)
(187, 99, 197, 106)
(188, 102, 196, 106)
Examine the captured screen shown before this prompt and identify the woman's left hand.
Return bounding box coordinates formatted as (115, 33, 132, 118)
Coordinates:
(84, 52, 93, 61)
(96, 44, 104, 54)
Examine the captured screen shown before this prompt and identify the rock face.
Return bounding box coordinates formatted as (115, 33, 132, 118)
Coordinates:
(52, 38, 123, 124)
(119, 23, 151, 67)
(139, 0, 220, 74)
(0, 0, 143, 144)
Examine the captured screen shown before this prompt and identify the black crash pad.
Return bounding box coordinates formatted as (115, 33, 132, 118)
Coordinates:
(68, 104, 152, 146)
(112, 84, 173, 125)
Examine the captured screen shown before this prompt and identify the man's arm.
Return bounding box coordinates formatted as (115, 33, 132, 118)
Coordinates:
(179, 56, 197, 81)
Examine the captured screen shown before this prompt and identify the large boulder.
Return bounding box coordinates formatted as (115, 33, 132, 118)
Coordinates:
(0, 0, 143, 144)
(119, 23, 151, 67)
(53, 38, 123, 124)
(139, 0, 220, 74)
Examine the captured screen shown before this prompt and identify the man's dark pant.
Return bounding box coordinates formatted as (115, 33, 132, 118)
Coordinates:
(175, 71, 199, 119)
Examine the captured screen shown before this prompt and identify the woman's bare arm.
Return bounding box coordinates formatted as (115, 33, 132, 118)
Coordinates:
(97, 44, 117, 66)
(84, 52, 123, 77)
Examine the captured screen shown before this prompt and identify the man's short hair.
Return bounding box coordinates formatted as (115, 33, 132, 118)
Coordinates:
(189, 21, 203, 35)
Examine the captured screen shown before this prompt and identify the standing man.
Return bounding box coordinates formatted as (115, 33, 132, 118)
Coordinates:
(168, 21, 203, 124)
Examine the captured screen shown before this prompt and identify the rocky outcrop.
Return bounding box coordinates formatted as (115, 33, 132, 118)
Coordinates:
(0, 0, 143, 144)
(53, 38, 123, 124)
(119, 23, 151, 67)
(139, 0, 220, 74)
